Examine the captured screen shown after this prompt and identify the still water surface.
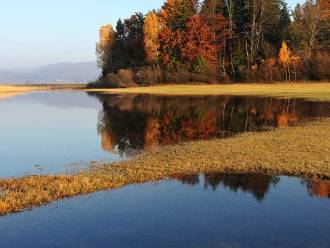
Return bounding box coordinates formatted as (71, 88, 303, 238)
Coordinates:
(0, 91, 329, 177)
(0, 92, 330, 247)
(0, 173, 329, 248)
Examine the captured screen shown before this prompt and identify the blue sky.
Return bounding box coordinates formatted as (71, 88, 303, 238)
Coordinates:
(0, 0, 303, 69)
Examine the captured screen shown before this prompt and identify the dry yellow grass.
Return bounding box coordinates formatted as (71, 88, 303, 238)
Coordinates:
(0, 84, 86, 100)
(86, 82, 330, 100)
(0, 119, 330, 216)
(0, 85, 38, 100)
(0, 85, 35, 93)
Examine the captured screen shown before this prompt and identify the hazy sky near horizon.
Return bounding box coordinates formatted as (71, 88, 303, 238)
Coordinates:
(0, 0, 304, 69)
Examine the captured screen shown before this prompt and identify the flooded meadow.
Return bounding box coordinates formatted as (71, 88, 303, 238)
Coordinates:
(0, 91, 329, 247)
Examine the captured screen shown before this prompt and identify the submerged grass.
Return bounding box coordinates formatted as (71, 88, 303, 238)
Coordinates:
(86, 82, 330, 101)
(1, 119, 330, 216)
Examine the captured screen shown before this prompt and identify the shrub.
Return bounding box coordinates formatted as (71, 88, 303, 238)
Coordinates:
(192, 56, 209, 73)
(311, 52, 330, 80)
(134, 67, 162, 86)
(116, 69, 135, 86)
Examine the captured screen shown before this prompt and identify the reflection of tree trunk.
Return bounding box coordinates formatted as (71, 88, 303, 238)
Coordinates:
(245, 110, 249, 131)
(229, 105, 235, 130)
(222, 103, 227, 134)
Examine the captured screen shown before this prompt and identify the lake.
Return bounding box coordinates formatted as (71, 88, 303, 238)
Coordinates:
(0, 173, 329, 248)
(0, 91, 329, 248)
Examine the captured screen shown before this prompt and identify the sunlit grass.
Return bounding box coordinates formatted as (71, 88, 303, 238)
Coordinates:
(0, 84, 86, 100)
(1, 118, 330, 216)
(86, 82, 330, 101)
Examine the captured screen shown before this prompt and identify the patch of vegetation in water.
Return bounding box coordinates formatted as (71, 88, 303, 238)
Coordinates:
(0, 118, 330, 216)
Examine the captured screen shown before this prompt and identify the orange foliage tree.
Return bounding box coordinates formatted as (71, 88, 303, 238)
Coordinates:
(319, 0, 330, 19)
(279, 41, 291, 81)
(159, 27, 183, 67)
(143, 12, 160, 65)
(96, 24, 115, 76)
(180, 15, 217, 72)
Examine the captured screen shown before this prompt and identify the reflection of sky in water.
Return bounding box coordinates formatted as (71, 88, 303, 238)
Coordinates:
(0, 174, 328, 248)
(0, 92, 121, 177)
(1, 91, 330, 177)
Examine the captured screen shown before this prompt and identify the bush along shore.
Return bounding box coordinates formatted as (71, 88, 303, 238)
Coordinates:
(0, 118, 330, 216)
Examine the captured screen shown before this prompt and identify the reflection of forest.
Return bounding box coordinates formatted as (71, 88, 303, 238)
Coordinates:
(305, 179, 330, 198)
(89, 93, 330, 154)
(171, 173, 330, 201)
(171, 173, 280, 201)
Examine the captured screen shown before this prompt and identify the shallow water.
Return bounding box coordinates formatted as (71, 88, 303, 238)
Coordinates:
(0, 173, 329, 248)
(1, 92, 330, 247)
(0, 91, 125, 177)
(0, 91, 330, 177)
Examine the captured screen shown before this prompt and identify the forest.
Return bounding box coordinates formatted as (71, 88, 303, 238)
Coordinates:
(95, 0, 330, 87)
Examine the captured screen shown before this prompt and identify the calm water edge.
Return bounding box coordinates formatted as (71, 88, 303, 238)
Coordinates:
(0, 91, 329, 248)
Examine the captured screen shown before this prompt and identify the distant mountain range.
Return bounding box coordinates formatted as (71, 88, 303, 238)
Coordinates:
(0, 62, 101, 84)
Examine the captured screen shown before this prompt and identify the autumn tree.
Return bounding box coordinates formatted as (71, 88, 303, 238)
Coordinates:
(201, 0, 234, 78)
(319, 0, 330, 19)
(159, 0, 182, 28)
(96, 24, 115, 76)
(95, 0, 330, 83)
(143, 12, 160, 65)
(279, 41, 291, 80)
(201, 0, 223, 33)
(180, 15, 217, 72)
(159, 27, 183, 68)
(159, 0, 197, 29)
(176, 0, 199, 29)
(318, 0, 330, 51)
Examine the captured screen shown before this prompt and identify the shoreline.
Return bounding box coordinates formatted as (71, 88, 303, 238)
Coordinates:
(0, 118, 329, 216)
(1, 82, 330, 101)
(86, 82, 330, 101)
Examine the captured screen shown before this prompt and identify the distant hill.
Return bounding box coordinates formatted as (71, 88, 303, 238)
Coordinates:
(0, 62, 101, 84)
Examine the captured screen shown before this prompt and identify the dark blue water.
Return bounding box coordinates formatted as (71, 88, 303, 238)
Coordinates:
(0, 173, 329, 248)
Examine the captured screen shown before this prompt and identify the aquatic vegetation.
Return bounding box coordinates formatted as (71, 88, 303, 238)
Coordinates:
(0, 118, 330, 216)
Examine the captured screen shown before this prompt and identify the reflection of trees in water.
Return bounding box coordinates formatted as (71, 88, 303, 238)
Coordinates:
(304, 178, 330, 198)
(90, 93, 330, 154)
(204, 173, 280, 201)
(170, 173, 280, 201)
(171, 173, 330, 201)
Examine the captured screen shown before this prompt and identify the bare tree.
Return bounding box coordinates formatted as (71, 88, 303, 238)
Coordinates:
(247, 0, 266, 65)
(224, 0, 236, 79)
(302, 0, 321, 58)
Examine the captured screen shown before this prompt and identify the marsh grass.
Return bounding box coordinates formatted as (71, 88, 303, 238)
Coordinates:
(0, 119, 330, 216)
(86, 82, 330, 101)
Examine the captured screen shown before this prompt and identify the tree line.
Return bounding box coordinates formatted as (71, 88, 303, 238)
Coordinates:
(95, 0, 330, 87)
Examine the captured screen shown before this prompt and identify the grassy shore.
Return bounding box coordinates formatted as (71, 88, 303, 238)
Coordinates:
(0, 84, 87, 100)
(86, 82, 330, 101)
(2, 82, 330, 101)
(1, 118, 330, 216)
